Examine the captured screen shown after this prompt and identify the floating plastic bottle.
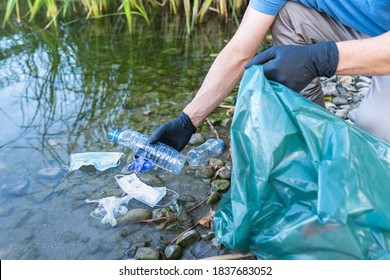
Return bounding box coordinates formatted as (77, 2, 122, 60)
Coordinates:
(186, 138, 224, 166)
(109, 129, 186, 174)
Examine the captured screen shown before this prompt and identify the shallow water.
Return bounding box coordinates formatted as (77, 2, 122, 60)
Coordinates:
(0, 16, 238, 259)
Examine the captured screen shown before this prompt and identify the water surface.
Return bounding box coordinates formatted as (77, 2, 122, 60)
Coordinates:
(0, 15, 238, 259)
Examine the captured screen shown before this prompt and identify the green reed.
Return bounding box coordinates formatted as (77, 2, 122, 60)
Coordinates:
(2, 0, 247, 33)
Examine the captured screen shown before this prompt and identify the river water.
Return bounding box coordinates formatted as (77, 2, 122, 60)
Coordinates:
(0, 15, 238, 259)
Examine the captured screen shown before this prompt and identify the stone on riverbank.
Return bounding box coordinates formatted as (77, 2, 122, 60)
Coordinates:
(175, 230, 201, 248)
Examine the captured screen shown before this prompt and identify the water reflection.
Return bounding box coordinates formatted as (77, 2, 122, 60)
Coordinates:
(0, 14, 237, 259)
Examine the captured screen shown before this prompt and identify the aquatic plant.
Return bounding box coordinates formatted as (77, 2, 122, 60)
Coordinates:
(1, 0, 247, 33)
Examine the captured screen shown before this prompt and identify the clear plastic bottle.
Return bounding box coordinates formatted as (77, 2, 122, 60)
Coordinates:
(186, 138, 224, 166)
(109, 129, 186, 174)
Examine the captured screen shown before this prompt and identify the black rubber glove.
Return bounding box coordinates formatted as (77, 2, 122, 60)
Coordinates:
(246, 41, 339, 92)
(149, 112, 196, 152)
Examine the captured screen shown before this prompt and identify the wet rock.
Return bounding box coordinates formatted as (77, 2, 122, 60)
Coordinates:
(170, 200, 192, 227)
(138, 173, 164, 185)
(127, 242, 149, 256)
(209, 158, 224, 166)
(342, 83, 356, 92)
(189, 239, 216, 259)
(335, 109, 349, 119)
(120, 164, 134, 175)
(202, 178, 212, 185)
(87, 239, 101, 254)
(207, 192, 221, 205)
(218, 168, 231, 179)
(61, 231, 80, 243)
(152, 207, 175, 219)
(204, 231, 215, 240)
(119, 229, 130, 238)
(119, 208, 152, 223)
(81, 237, 90, 243)
(325, 101, 337, 110)
(356, 82, 371, 88)
(189, 133, 205, 145)
(102, 188, 123, 197)
(179, 194, 196, 203)
(175, 230, 201, 248)
(135, 247, 160, 260)
(338, 76, 354, 84)
(47, 139, 60, 146)
(339, 104, 351, 110)
(195, 168, 214, 178)
(358, 87, 369, 97)
(358, 76, 372, 84)
(99, 241, 114, 253)
(157, 242, 169, 252)
(2, 180, 29, 195)
(211, 179, 231, 192)
(164, 244, 183, 260)
(322, 84, 338, 97)
(37, 167, 62, 178)
(332, 96, 349, 106)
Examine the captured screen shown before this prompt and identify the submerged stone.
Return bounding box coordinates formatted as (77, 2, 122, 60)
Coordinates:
(207, 192, 221, 205)
(211, 179, 231, 192)
(175, 230, 201, 248)
(2, 180, 29, 196)
(135, 247, 160, 260)
(119, 208, 152, 223)
(195, 168, 214, 178)
(209, 158, 224, 166)
(164, 244, 182, 260)
(37, 167, 62, 178)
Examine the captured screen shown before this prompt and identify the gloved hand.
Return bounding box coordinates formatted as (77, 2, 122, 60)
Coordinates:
(246, 41, 339, 92)
(149, 112, 196, 152)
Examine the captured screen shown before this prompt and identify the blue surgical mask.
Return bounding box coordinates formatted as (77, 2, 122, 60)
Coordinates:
(63, 152, 125, 171)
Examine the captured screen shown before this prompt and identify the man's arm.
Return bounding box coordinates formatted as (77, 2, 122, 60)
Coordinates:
(336, 31, 390, 76)
(183, 8, 275, 127)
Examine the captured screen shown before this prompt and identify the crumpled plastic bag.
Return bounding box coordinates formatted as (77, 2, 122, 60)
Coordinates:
(214, 66, 390, 260)
(126, 156, 154, 174)
(86, 195, 131, 226)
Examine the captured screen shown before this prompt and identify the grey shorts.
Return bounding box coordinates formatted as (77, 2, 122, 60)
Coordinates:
(271, 2, 390, 143)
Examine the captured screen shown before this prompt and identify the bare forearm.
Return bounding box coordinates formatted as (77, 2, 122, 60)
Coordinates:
(183, 8, 275, 127)
(336, 31, 390, 76)
(183, 49, 247, 126)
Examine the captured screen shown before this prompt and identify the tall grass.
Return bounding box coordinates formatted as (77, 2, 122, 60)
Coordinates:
(2, 0, 248, 33)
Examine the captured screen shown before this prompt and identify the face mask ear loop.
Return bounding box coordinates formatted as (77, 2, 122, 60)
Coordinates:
(156, 188, 179, 208)
(61, 164, 70, 171)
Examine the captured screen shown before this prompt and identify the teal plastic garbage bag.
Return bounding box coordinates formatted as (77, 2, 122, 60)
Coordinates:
(214, 66, 390, 259)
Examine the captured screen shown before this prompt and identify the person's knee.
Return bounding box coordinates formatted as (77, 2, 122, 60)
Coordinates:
(350, 109, 390, 144)
(271, 2, 306, 45)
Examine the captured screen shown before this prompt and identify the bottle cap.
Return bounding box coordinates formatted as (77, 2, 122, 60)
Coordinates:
(108, 129, 120, 142)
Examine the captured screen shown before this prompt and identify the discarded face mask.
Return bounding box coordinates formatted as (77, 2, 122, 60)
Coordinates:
(115, 174, 167, 208)
(86, 195, 131, 226)
(63, 152, 125, 171)
(126, 156, 154, 174)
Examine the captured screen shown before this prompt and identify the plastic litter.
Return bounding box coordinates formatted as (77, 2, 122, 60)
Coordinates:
(109, 128, 186, 174)
(86, 195, 131, 226)
(63, 152, 124, 171)
(126, 156, 155, 173)
(186, 138, 225, 166)
(115, 174, 170, 208)
(214, 66, 390, 260)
